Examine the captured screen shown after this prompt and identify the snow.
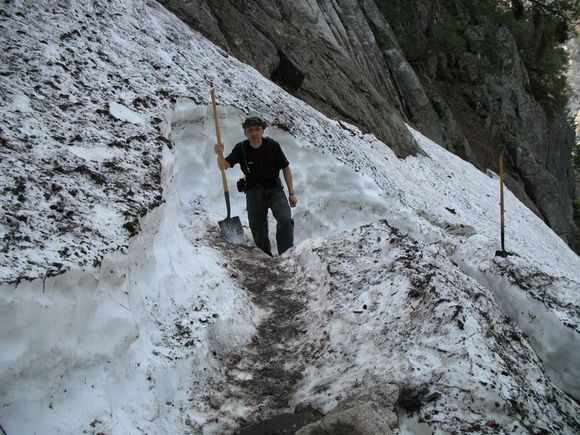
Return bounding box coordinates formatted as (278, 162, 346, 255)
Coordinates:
(455, 249, 580, 399)
(66, 145, 122, 163)
(1, 142, 260, 434)
(168, 100, 390, 250)
(288, 221, 578, 432)
(1, 0, 579, 434)
(11, 94, 31, 113)
(109, 102, 147, 126)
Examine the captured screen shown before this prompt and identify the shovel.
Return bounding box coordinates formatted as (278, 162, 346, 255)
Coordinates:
(210, 89, 244, 243)
(495, 146, 512, 258)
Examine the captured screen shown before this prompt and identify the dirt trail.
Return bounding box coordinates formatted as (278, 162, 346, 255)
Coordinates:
(209, 228, 321, 433)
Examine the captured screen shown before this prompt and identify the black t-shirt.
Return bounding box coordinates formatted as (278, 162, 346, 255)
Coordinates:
(225, 137, 289, 187)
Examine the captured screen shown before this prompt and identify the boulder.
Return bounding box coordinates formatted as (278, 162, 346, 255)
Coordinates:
(297, 384, 399, 435)
(296, 401, 397, 435)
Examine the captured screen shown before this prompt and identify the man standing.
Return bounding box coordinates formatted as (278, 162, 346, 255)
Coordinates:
(214, 116, 297, 256)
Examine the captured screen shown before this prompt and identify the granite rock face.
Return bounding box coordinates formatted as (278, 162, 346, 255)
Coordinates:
(378, 0, 577, 248)
(158, 0, 423, 158)
(159, 0, 578, 251)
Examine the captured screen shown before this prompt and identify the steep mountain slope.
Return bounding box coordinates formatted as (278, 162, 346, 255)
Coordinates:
(1, 1, 579, 434)
(158, 0, 578, 252)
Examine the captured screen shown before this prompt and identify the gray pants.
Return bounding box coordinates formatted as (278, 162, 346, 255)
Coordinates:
(246, 188, 294, 256)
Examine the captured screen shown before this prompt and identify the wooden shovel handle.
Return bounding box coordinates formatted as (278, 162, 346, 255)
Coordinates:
(211, 89, 222, 145)
(210, 89, 229, 194)
(499, 149, 505, 252)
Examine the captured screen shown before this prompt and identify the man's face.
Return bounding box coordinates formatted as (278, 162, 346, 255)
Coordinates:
(244, 125, 264, 143)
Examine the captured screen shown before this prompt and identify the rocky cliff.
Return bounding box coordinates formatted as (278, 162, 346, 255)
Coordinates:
(566, 35, 580, 247)
(158, 0, 578, 252)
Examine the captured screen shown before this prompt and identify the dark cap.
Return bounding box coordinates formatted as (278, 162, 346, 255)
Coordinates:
(242, 116, 267, 129)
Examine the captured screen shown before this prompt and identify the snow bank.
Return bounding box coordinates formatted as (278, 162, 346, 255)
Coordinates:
(0, 110, 260, 434)
(168, 99, 391, 254)
(454, 237, 580, 399)
(288, 221, 579, 433)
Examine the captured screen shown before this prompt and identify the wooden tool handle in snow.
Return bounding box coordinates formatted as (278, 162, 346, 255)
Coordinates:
(210, 88, 229, 196)
(499, 149, 505, 252)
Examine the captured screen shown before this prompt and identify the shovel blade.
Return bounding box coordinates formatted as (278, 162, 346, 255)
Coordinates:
(495, 250, 513, 258)
(219, 216, 244, 244)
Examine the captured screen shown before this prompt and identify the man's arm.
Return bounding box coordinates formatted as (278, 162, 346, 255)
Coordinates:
(282, 166, 298, 207)
(214, 143, 231, 169)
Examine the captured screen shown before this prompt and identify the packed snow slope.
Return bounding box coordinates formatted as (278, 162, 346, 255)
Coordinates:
(1, 0, 579, 434)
